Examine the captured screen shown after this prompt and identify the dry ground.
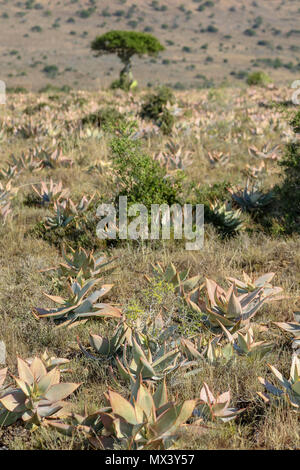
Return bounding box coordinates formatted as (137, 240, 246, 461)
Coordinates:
(0, 0, 300, 91)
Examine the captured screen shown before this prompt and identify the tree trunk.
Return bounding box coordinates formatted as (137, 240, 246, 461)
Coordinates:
(118, 56, 133, 90)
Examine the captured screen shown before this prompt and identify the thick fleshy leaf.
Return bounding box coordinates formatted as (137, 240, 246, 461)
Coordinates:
(17, 358, 34, 385)
(116, 357, 132, 381)
(13, 377, 31, 397)
(90, 334, 109, 354)
(0, 389, 27, 412)
(200, 383, 215, 404)
(153, 400, 196, 436)
(131, 338, 147, 367)
(152, 350, 179, 372)
(31, 357, 47, 381)
(291, 355, 300, 383)
(38, 368, 60, 395)
(258, 377, 283, 397)
(44, 382, 80, 402)
(135, 384, 155, 420)
(205, 279, 218, 307)
(43, 293, 66, 305)
(109, 390, 139, 425)
(274, 322, 300, 338)
(291, 381, 300, 396)
(139, 356, 157, 379)
(153, 379, 168, 409)
(268, 365, 291, 390)
(164, 264, 177, 283)
(227, 290, 242, 318)
(180, 338, 202, 360)
(0, 368, 7, 388)
(254, 272, 275, 287)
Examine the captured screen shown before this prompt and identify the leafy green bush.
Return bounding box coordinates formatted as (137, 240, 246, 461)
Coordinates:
(140, 86, 175, 135)
(42, 65, 59, 79)
(81, 106, 125, 129)
(246, 71, 271, 86)
(111, 122, 183, 209)
(276, 110, 300, 233)
(290, 109, 300, 134)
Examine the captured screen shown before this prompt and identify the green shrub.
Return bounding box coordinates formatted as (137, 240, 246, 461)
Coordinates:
(290, 109, 300, 134)
(81, 106, 125, 129)
(42, 65, 59, 79)
(243, 29, 256, 36)
(246, 71, 271, 86)
(140, 86, 175, 135)
(31, 25, 43, 32)
(111, 122, 183, 209)
(276, 110, 300, 233)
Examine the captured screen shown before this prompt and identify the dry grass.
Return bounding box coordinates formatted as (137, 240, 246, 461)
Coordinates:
(0, 86, 299, 450)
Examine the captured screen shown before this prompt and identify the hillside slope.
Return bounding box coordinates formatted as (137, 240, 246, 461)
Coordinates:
(0, 0, 299, 90)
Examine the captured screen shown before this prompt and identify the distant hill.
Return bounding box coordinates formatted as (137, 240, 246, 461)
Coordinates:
(1, 0, 300, 91)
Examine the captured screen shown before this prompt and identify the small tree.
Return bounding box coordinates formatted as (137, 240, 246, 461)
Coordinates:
(91, 30, 165, 90)
(277, 109, 300, 233)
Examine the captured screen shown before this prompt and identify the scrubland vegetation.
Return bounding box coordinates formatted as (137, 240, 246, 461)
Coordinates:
(0, 83, 299, 450)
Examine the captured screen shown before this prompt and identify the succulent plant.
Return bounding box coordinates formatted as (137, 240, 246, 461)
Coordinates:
(26, 350, 70, 372)
(45, 200, 75, 229)
(50, 377, 196, 450)
(274, 312, 300, 351)
(10, 151, 43, 173)
(180, 337, 233, 375)
(33, 278, 122, 328)
(31, 179, 70, 206)
(39, 147, 73, 169)
(224, 326, 273, 359)
(258, 355, 300, 410)
(44, 194, 95, 230)
(154, 140, 192, 171)
(147, 262, 201, 296)
(46, 244, 116, 281)
(48, 407, 104, 441)
(0, 357, 80, 428)
(68, 194, 95, 215)
(0, 164, 19, 181)
(16, 120, 45, 139)
(210, 201, 245, 236)
(248, 144, 280, 161)
(207, 151, 230, 167)
(80, 127, 103, 140)
(227, 271, 283, 298)
(116, 335, 182, 382)
(100, 377, 197, 449)
(244, 161, 267, 180)
(186, 278, 269, 330)
(78, 322, 130, 360)
(194, 383, 244, 423)
(229, 183, 274, 212)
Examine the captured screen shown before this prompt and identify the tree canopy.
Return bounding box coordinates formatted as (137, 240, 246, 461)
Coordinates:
(91, 30, 165, 63)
